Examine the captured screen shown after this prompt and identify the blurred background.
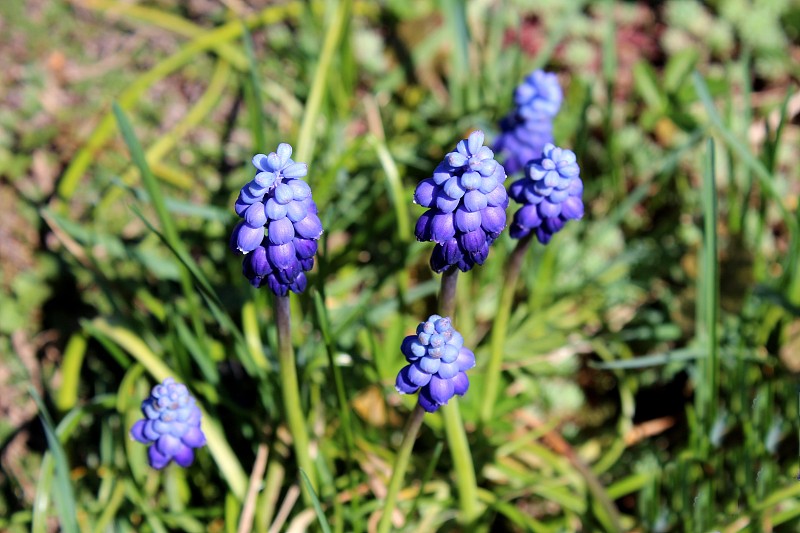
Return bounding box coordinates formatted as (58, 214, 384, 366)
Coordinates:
(1, 0, 799, 531)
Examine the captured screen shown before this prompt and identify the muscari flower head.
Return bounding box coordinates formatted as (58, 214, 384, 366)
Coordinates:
(395, 315, 476, 413)
(508, 143, 584, 244)
(513, 69, 563, 120)
(230, 143, 323, 296)
(414, 130, 508, 273)
(130, 377, 206, 469)
(494, 70, 563, 175)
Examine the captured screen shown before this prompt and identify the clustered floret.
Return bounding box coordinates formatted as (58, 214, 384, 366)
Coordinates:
(494, 70, 563, 175)
(414, 130, 508, 272)
(508, 143, 584, 244)
(231, 143, 322, 296)
(395, 315, 476, 413)
(130, 378, 207, 469)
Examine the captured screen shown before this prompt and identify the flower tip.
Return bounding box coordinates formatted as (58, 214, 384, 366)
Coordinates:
(467, 129, 485, 153)
(276, 142, 293, 156)
(252, 153, 268, 170)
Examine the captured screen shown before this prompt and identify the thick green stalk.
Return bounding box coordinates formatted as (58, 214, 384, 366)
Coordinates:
(274, 295, 317, 496)
(480, 234, 532, 423)
(438, 268, 480, 523)
(440, 401, 479, 523)
(377, 405, 426, 533)
(438, 267, 459, 318)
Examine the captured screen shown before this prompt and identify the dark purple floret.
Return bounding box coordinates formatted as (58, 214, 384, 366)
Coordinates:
(230, 143, 322, 296)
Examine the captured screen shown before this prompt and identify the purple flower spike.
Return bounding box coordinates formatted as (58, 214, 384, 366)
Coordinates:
(414, 130, 508, 272)
(230, 143, 322, 295)
(130, 377, 206, 469)
(395, 315, 474, 413)
(508, 143, 584, 244)
(514, 70, 563, 120)
(494, 70, 563, 175)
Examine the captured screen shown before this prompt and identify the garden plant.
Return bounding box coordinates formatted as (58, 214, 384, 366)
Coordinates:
(1, 1, 800, 532)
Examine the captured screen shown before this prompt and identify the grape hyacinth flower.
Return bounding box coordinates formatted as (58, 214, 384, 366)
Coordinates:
(395, 315, 476, 413)
(130, 378, 206, 469)
(231, 143, 322, 296)
(508, 143, 584, 244)
(511, 69, 563, 120)
(494, 70, 563, 175)
(414, 130, 508, 273)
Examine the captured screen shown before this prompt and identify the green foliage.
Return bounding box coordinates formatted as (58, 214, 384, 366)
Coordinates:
(2, 0, 799, 531)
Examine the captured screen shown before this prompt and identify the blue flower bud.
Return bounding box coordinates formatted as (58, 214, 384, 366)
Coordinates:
(130, 378, 206, 469)
(230, 143, 322, 295)
(414, 131, 508, 272)
(233, 222, 264, 254)
(395, 316, 474, 413)
(430, 212, 456, 243)
(508, 143, 584, 244)
(294, 214, 323, 240)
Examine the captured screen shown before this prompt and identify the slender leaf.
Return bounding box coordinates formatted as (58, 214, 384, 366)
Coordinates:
(300, 469, 332, 533)
(30, 388, 78, 533)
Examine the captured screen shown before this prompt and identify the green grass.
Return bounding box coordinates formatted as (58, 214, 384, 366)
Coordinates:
(2, 0, 799, 531)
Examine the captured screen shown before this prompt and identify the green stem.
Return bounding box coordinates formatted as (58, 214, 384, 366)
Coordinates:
(440, 401, 479, 523)
(437, 267, 480, 523)
(377, 405, 426, 533)
(274, 295, 316, 497)
(480, 234, 532, 424)
(439, 267, 459, 318)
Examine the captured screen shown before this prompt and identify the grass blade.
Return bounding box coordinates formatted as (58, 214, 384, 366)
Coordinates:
(692, 72, 794, 229)
(295, 0, 351, 164)
(128, 204, 266, 375)
(54, 333, 87, 412)
(441, 0, 470, 111)
(242, 23, 266, 150)
(113, 103, 208, 341)
(701, 138, 719, 432)
(30, 388, 78, 533)
(300, 469, 332, 533)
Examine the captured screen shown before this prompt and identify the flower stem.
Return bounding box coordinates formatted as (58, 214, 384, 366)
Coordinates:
(274, 295, 317, 496)
(377, 404, 426, 533)
(440, 401, 479, 522)
(480, 234, 533, 424)
(439, 267, 459, 318)
(438, 267, 480, 523)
